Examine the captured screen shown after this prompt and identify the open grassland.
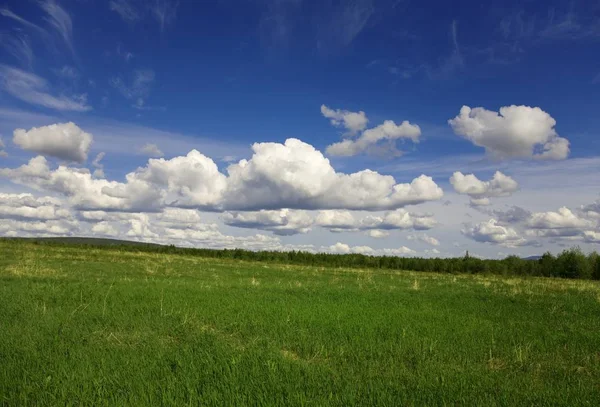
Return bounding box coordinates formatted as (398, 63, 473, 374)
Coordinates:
(1, 240, 600, 406)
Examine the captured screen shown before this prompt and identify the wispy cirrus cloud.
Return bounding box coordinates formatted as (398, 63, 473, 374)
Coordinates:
(0, 65, 91, 112)
(315, 0, 375, 55)
(110, 69, 156, 107)
(110, 0, 178, 32)
(488, 6, 600, 65)
(0, 7, 49, 37)
(150, 0, 179, 32)
(110, 0, 142, 23)
(39, 0, 75, 56)
(0, 33, 34, 69)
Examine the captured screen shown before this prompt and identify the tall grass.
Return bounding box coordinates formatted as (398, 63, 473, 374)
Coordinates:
(1, 240, 599, 405)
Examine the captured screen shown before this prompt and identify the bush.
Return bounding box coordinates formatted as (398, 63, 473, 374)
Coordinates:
(556, 247, 591, 279)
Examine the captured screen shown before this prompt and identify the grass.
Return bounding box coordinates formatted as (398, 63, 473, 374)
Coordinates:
(1, 240, 599, 406)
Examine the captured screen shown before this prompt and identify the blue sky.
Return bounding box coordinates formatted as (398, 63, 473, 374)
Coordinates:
(1, 0, 600, 258)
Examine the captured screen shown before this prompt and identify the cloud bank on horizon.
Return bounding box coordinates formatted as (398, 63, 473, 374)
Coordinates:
(0, 0, 599, 258)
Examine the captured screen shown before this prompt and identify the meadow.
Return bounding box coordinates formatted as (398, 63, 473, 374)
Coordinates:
(1, 239, 599, 406)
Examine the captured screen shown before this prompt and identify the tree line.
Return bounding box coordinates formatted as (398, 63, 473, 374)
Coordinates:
(16, 238, 600, 280)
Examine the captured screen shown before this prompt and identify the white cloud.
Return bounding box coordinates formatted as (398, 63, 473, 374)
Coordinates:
(581, 200, 600, 220)
(91, 221, 119, 237)
(408, 234, 440, 246)
(315, 210, 357, 231)
(526, 207, 593, 229)
(328, 244, 417, 256)
(462, 219, 529, 247)
(448, 105, 570, 160)
(0, 193, 70, 220)
(0, 156, 162, 211)
(450, 171, 519, 206)
(225, 138, 443, 210)
(583, 231, 600, 243)
(0, 65, 91, 111)
(13, 122, 93, 163)
(366, 230, 389, 238)
(379, 246, 416, 256)
(1, 138, 443, 213)
(316, 208, 437, 233)
(222, 209, 313, 236)
(325, 109, 421, 157)
(0, 218, 77, 236)
(154, 208, 214, 230)
(365, 209, 437, 230)
(131, 150, 227, 209)
(139, 143, 164, 157)
(126, 213, 158, 239)
(320, 104, 368, 134)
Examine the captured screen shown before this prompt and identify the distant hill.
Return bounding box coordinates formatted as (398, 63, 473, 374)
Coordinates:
(522, 255, 542, 261)
(3, 237, 163, 247)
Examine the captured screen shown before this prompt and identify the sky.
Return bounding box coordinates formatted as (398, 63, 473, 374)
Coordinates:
(0, 0, 599, 258)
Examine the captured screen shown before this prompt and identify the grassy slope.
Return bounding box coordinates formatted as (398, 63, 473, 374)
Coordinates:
(0, 240, 599, 406)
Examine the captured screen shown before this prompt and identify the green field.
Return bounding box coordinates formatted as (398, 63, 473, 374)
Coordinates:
(1, 240, 599, 406)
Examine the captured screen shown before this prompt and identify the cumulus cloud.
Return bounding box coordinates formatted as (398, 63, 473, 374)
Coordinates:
(131, 150, 227, 209)
(222, 209, 313, 236)
(583, 231, 600, 243)
(450, 171, 519, 206)
(324, 106, 421, 157)
(526, 207, 593, 230)
(315, 210, 357, 232)
(1, 138, 443, 213)
(13, 122, 93, 163)
(225, 138, 443, 210)
(0, 156, 162, 211)
(91, 221, 119, 237)
(407, 234, 440, 246)
(316, 209, 437, 233)
(462, 219, 529, 247)
(581, 200, 600, 220)
(320, 104, 368, 134)
(326, 242, 415, 256)
(0, 193, 70, 221)
(0, 218, 77, 237)
(359, 209, 437, 231)
(139, 143, 164, 157)
(379, 246, 417, 256)
(0, 65, 91, 111)
(448, 105, 569, 160)
(367, 230, 389, 238)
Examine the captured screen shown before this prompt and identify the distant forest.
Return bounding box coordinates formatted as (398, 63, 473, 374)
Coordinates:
(6, 237, 600, 281)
